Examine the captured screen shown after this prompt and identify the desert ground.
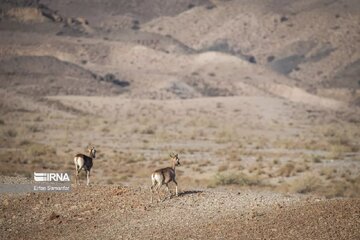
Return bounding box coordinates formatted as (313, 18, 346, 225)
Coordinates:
(1, 0, 360, 239)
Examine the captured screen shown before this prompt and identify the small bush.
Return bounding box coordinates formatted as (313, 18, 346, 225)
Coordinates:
(312, 155, 322, 163)
(132, 20, 140, 30)
(280, 16, 289, 22)
(247, 55, 256, 64)
(102, 73, 130, 87)
(277, 163, 295, 177)
(19, 139, 31, 146)
(141, 126, 156, 135)
(210, 172, 260, 187)
(33, 116, 43, 122)
(217, 164, 228, 172)
(4, 129, 17, 138)
(267, 56, 275, 62)
(131, 24, 140, 30)
(323, 180, 347, 198)
(208, 72, 216, 77)
(27, 125, 42, 133)
(319, 167, 336, 179)
(329, 144, 352, 159)
(289, 174, 322, 194)
(295, 164, 308, 173)
(101, 127, 110, 133)
(27, 144, 56, 157)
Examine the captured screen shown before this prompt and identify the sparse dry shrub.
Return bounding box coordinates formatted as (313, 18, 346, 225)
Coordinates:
(218, 164, 228, 172)
(209, 171, 261, 187)
(192, 166, 201, 172)
(277, 162, 295, 177)
(226, 148, 242, 162)
(256, 156, 263, 162)
(237, 165, 245, 171)
(322, 127, 337, 137)
(273, 138, 298, 149)
(319, 125, 359, 156)
(114, 151, 146, 164)
(101, 127, 110, 133)
(141, 125, 156, 135)
(348, 175, 360, 197)
(318, 175, 360, 198)
(0, 141, 60, 177)
(27, 125, 42, 133)
(328, 144, 353, 159)
(255, 168, 267, 176)
(295, 164, 309, 173)
(206, 4, 216, 10)
(322, 180, 348, 198)
(319, 167, 336, 180)
(64, 148, 72, 153)
(273, 136, 332, 151)
(216, 127, 236, 144)
(6, 7, 45, 22)
(33, 116, 43, 122)
(19, 139, 31, 146)
(311, 155, 322, 163)
(253, 136, 268, 149)
(208, 72, 216, 77)
(199, 160, 211, 167)
(27, 144, 56, 157)
(248, 164, 259, 174)
(303, 139, 328, 150)
(0, 150, 23, 164)
(3, 128, 17, 138)
(289, 174, 322, 194)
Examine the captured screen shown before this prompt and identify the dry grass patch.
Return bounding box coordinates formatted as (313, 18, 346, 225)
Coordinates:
(319, 167, 337, 180)
(288, 174, 322, 194)
(311, 154, 323, 163)
(295, 163, 310, 173)
(276, 162, 296, 177)
(3, 128, 18, 138)
(27, 143, 56, 157)
(26, 124, 43, 133)
(208, 171, 261, 187)
(215, 127, 238, 144)
(217, 164, 228, 172)
(272, 138, 299, 149)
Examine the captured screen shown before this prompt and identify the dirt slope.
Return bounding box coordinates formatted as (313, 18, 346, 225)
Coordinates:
(1, 176, 359, 240)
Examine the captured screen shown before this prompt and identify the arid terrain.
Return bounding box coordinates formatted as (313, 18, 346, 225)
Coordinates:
(0, 0, 360, 239)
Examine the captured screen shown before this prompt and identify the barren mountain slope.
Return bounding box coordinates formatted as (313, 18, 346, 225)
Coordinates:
(1, 0, 359, 105)
(144, 0, 360, 102)
(41, 0, 211, 28)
